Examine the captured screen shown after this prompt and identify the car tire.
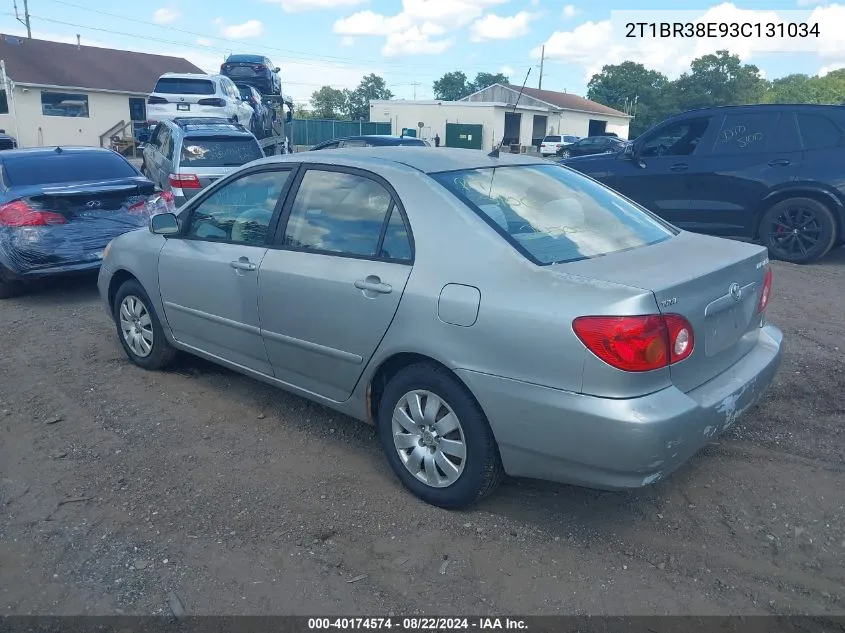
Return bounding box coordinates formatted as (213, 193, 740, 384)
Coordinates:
(377, 363, 504, 509)
(0, 278, 24, 300)
(113, 279, 176, 370)
(559, 149, 570, 159)
(760, 197, 837, 264)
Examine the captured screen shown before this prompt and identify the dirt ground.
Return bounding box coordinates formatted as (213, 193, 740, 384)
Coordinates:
(1, 249, 843, 617)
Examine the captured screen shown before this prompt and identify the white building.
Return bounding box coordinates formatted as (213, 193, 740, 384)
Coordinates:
(0, 33, 203, 148)
(370, 83, 631, 152)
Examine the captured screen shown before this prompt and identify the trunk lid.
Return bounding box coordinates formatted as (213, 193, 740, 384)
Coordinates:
(27, 180, 156, 221)
(557, 232, 770, 393)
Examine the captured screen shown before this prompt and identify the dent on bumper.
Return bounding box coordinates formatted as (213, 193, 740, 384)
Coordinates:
(457, 325, 784, 490)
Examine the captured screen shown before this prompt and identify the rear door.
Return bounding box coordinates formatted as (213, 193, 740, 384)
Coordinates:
(257, 166, 414, 401)
(157, 167, 296, 374)
(682, 109, 802, 238)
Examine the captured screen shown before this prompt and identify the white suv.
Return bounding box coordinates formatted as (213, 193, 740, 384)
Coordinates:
(540, 134, 579, 157)
(146, 73, 254, 129)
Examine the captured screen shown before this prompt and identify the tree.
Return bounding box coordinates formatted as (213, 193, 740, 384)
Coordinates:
(670, 50, 766, 112)
(346, 73, 393, 121)
(587, 61, 671, 136)
(469, 72, 509, 93)
(309, 86, 348, 119)
(433, 71, 470, 101)
(763, 74, 817, 104)
(812, 69, 845, 104)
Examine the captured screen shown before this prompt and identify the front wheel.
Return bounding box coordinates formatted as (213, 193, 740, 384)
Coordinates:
(377, 364, 504, 509)
(760, 197, 837, 264)
(558, 149, 570, 159)
(113, 279, 176, 370)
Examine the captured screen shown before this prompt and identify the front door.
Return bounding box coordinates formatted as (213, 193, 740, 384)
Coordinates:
(602, 116, 716, 225)
(257, 167, 414, 402)
(157, 167, 295, 374)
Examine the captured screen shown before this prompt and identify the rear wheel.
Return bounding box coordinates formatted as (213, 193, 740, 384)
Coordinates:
(760, 197, 837, 264)
(113, 279, 176, 370)
(377, 363, 504, 509)
(558, 149, 570, 159)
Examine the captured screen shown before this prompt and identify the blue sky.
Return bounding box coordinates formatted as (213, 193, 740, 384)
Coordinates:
(1, 0, 844, 103)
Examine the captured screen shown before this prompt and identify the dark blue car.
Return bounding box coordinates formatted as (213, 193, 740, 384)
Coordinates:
(0, 147, 171, 299)
(221, 54, 281, 96)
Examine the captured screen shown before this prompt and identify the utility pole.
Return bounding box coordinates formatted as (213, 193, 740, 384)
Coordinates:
(14, 0, 32, 38)
(538, 45, 545, 90)
(410, 82, 421, 100)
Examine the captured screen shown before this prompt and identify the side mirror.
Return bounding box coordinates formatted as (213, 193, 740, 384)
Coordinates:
(149, 212, 180, 236)
(273, 67, 280, 73)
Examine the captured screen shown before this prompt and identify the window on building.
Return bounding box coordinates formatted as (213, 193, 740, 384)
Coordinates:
(128, 97, 146, 122)
(41, 91, 89, 118)
(0, 90, 8, 115)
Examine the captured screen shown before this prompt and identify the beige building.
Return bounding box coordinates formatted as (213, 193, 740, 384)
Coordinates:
(370, 83, 631, 152)
(0, 33, 202, 149)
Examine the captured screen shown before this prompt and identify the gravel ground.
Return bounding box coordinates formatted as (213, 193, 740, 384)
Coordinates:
(1, 249, 844, 617)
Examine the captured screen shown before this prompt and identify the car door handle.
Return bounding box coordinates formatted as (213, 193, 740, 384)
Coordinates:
(355, 278, 392, 294)
(230, 258, 257, 271)
(669, 163, 688, 171)
(768, 159, 790, 166)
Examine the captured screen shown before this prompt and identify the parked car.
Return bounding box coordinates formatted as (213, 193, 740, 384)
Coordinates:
(561, 104, 845, 264)
(98, 147, 782, 509)
(0, 129, 18, 151)
(141, 117, 264, 207)
(556, 135, 626, 158)
(236, 83, 273, 139)
(0, 146, 173, 299)
(221, 54, 281, 96)
(146, 73, 254, 129)
(310, 135, 428, 150)
(540, 134, 578, 157)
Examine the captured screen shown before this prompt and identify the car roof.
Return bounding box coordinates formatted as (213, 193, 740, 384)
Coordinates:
(226, 54, 265, 62)
(253, 146, 544, 174)
(158, 73, 215, 80)
(671, 103, 845, 118)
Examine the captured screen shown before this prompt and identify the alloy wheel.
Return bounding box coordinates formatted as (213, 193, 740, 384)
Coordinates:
(391, 390, 467, 488)
(768, 206, 823, 259)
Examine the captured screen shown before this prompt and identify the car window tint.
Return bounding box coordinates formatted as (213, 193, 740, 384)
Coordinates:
(639, 118, 711, 157)
(2, 152, 138, 186)
(797, 113, 842, 149)
(769, 112, 802, 152)
(161, 130, 174, 160)
(544, 136, 561, 142)
(434, 164, 674, 265)
(186, 170, 290, 245)
(180, 137, 263, 167)
(379, 207, 412, 262)
(154, 78, 215, 95)
(283, 170, 393, 257)
(712, 112, 778, 155)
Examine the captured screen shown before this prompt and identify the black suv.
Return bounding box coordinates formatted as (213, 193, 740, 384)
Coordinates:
(561, 104, 845, 264)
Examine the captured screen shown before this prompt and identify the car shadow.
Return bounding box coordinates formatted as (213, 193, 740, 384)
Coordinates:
(8, 272, 101, 305)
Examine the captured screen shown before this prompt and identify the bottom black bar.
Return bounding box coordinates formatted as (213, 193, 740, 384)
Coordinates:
(0, 616, 844, 633)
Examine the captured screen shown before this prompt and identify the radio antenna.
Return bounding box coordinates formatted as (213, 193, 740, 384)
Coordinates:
(489, 67, 531, 158)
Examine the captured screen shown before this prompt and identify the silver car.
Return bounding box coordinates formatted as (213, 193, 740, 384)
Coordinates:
(98, 147, 783, 509)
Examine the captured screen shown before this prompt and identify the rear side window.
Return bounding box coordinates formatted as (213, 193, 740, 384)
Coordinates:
(154, 78, 215, 95)
(544, 136, 562, 142)
(797, 113, 842, 149)
(713, 112, 779, 155)
(180, 137, 263, 167)
(433, 164, 675, 265)
(3, 152, 138, 186)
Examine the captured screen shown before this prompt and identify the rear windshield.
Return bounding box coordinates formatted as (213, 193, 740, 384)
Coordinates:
(544, 135, 562, 142)
(3, 152, 138, 186)
(432, 164, 675, 265)
(180, 137, 263, 167)
(154, 78, 215, 95)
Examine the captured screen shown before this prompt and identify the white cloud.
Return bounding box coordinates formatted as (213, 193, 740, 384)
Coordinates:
(537, 3, 845, 83)
(470, 11, 535, 42)
(152, 7, 181, 24)
(562, 4, 581, 18)
(221, 20, 265, 38)
(267, 0, 368, 11)
(195, 37, 213, 46)
(500, 65, 515, 77)
(340, 36, 357, 46)
(819, 62, 845, 75)
(334, 0, 507, 56)
(796, 0, 826, 5)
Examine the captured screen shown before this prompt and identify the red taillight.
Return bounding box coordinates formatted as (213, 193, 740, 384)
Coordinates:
(197, 97, 227, 107)
(168, 174, 200, 189)
(758, 267, 772, 313)
(0, 200, 67, 227)
(147, 96, 168, 104)
(572, 314, 695, 373)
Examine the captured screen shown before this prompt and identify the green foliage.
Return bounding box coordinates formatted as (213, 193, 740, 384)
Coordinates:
(432, 71, 511, 101)
(308, 74, 393, 121)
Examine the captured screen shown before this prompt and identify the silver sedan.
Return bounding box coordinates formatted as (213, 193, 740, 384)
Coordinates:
(98, 147, 783, 508)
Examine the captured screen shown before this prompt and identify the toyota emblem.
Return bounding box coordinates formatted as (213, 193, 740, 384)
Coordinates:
(729, 282, 742, 302)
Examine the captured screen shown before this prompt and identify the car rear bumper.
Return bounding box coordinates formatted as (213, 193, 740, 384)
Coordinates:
(456, 324, 783, 490)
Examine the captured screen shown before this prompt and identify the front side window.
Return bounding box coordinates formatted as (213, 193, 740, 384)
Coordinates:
(433, 164, 675, 265)
(185, 170, 290, 245)
(639, 118, 711, 157)
(41, 91, 89, 118)
(282, 169, 396, 258)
